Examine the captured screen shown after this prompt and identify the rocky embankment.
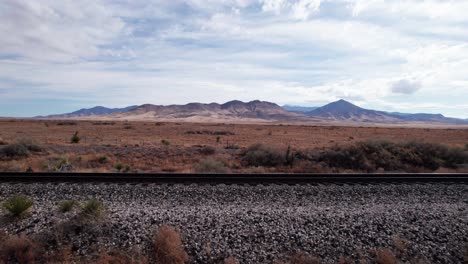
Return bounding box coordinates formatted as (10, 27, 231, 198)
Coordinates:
(0, 182, 467, 263)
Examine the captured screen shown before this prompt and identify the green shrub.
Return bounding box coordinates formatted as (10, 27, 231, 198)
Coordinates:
(98, 156, 108, 164)
(70, 131, 80, 144)
(161, 139, 171, 146)
(242, 144, 286, 167)
(194, 158, 230, 173)
(115, 163, 123, 172)
(3, 195, 33, 217)
(58, 200, 76, 213)
(81, 198, 104, 218)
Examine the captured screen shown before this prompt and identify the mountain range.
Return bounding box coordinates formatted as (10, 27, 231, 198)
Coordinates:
(35, 99, 468, 125)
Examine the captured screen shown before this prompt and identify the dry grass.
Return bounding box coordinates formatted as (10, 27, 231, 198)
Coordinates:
(375, 248, 397, 264)
(224, 256, 239, 264)
(153, 225, 189, 264)
(194, 158, 230, 173)
(96, 250, 148, 264)
(1, 120, 467, 173)
(80, 198, 104, 219)
(275, 252, 320, 264)
(0, 235, 42, 264)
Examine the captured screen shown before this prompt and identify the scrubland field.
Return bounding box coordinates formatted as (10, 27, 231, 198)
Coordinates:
(0, 120, 467, 173)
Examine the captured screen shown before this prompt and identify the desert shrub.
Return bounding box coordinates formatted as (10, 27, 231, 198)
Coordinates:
(225, 144, 240, 150)
(17, 138, 42, 152)
(3, 195, 33, 217)
(58, 200, 77, 213)
(97, 250, 147, 264)
(216, 136, 221, 143)
(98, 156, 108, 164)
(115, 163, 124, 172)
(375, 248, 397, 264)
(242, 143, 286, 167)
(92, 121, 115, 125)
(81, 198, 104, 218)
(161, 139, 171, 146)
(70, 131, 80, 144)
(0, 138, 41, 158)
(276, 252, 320, 264)
(194, 158, 230, 173)
(317, 140, 468, 172)
(199, 146, 216, 155)
(0, 143, 29, 158)
(53, 156, 72, 172)
(0, 235, 41, 264)
(56, 121, 77, 126)
(224, 256, 239, 264)
(153, 225, 188, 264)
(0, 138, 7, 145)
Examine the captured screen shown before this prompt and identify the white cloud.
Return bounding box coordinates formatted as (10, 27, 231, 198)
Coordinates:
(391, 79, 421, 94)
(0, 0, 467, 117)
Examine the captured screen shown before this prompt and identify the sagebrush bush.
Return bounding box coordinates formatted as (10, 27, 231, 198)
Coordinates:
(276, 252, 320, 264)
(70, 131, 80, 144)
(242, 144, 286, 167)
(153, 225, 188, 264)
(316, 140, 468, 172)
(199, 146, 216, 155)
(0, 138, 41, 158)
(224, 257, 239, 264)
(0, 144, 29, 158)
(58, 200, 76, 213)
(0, 235, 41, 263)
(375, 248, 397, 264)
(161, 139, 171, 146)
(3, 195, 33, 217)
(81, 198, 104, 218)
(194, 158, 229, 173)
(16, 138, 42, 152)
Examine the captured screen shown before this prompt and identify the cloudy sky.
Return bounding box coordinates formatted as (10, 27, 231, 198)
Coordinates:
(1, 0, 468, 118)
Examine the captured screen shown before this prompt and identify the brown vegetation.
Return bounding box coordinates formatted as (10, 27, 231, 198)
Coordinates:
(0, 235, 42, 264)
(0, 120, 467, 172)
(275, 252, 320, 264)
(153, 225, 188, 264)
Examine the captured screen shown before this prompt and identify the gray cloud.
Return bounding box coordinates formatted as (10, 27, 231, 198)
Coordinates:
(391, 79, 421, 94)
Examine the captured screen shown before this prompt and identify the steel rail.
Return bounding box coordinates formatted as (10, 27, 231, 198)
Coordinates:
(0, 172, 466, 184)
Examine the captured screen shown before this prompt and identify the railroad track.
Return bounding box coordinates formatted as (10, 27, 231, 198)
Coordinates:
(0, 172, 467, 184)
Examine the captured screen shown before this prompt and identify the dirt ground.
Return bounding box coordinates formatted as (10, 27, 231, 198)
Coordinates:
(0, 120, 467, 173)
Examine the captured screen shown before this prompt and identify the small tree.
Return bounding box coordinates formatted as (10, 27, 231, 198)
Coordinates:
(70, 131, 80, 144)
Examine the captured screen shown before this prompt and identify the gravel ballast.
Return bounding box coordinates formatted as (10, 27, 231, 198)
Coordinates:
(0, 182, 466, 263)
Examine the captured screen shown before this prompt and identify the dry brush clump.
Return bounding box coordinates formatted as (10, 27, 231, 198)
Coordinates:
(58, 200, 77, 213)
(241, 143, 288, 167)
(0, 235, 42, 264)
(275, 252, 320, 264)
(80, 198, 105, 219)
(224, 256, 239, 264)
(96, 250, 148, 264)
(315, 140, 468, 172)
(153, 225, 188, 264)
(194, 158, 230, 173)
(0, 138, 42, 159)
(375, 248, 397, 264)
